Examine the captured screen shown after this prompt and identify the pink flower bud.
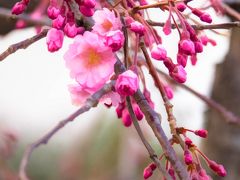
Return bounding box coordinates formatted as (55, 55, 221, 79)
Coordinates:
(164, 85, 174, 99)
(184, 150, 193, 165)
(179, 39, 195, 55)
(46, 28, 64, 52)
(170, 65, 187, 83)
(47, 6, 60, 19)
(190, 54, 197, 66)
(150, 44, 167, 61)
(139, 0, 148, 5)
(64, 23, 78, 38)
(200, 13, 212, 23)
(116, 103, 125, 118)
(122, 109, 132, 127)
(184, 137, 193, 146)
(143, 167, 153, 179)
(168, 168, 176, 179)
(177, 53, 188, 67)
(194, 41, 203, 53)
(177, 3, 186, 12)
(133, 104, 144, 121)
(130, 21, 145, 36)
(52, 15, 65, 29)
(82, 0, 96, 8)
(12, 2, 26, 15)
(105, 30, 124, 51)
(208, 160, 227, 177)
(143, 89, 154, 108)
(149, 163, 156, 171)
(115, 70, 139, 96)
(194, 129, 208, 138)
(163, 13, 172, 35)
(79, 5, 94, 17)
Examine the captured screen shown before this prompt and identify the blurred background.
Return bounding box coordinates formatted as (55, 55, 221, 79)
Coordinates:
(0, 0, 240, 179)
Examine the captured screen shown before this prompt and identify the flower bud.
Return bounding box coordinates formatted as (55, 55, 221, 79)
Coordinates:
(115, 70, 139, 96)
(79, 5, 94, 17)
(47, 6, 60, 19)
(64, 23, 78, 38)
(179, 39, 195, 55)
(12, 2, 26, 15)
(130, 21, 145, 36)
(105, 30, 124, 51)
(82, 0, 96, 8)
(122, 109, 132, 127)
(164, 85, 174, 99)
(200, 13, 212, 23)
(194, 129, 208, 138)
(52, 15, 65, 29)
(143, 167, 153, 179)
(133, 104, 144, 121)
(177, 3, 186, 12)
(170, 65, 187, 83)
(177, 53, 188, 67)
(150, 44, 167, 61)
(184, 150, 193, 165)
(46, 28, 64, 52)
(208, 160, 227, 177)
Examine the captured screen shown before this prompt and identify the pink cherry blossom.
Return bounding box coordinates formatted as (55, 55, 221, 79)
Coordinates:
(64, 31, 116, 90)
(129, 21, 145, 35)
(52, 14, 65, 29)
(46, 28, 64, 52)
(115, 70, 139, 96)
(170, 65, 187, 83)
(92, 8, 122, 35)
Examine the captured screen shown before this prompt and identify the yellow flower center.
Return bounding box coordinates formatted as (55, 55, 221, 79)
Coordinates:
(102, 20, 113, 31)
(86, 49, 101, 67)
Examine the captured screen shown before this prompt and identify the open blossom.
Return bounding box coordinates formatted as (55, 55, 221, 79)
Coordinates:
(92, 8, 122, 35)
(46, 28, 64, 52)
(64, 31, 116, 90)
(115, 70, 139, 96)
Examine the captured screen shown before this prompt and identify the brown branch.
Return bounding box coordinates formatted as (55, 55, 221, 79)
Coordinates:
(147, 20, 240, 30)
(140, 42, 185, 150)
(126, 97, 171, 179)
(0, 7, 51, 26)
(114, 59, 190, 180)
(0, 28, 49, 62)
(157, 70, 240, 126)
(18, 82, 114, 180)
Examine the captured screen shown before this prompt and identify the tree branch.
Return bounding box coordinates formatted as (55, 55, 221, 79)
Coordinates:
(0, 7, 51, 26)
(18, 82, 114, 180)
(126, 97, 171, 179)
(147, 20, 240, 30)
(157, 69, 240, 126)
(114, 59, 190, 180)
(0, 28, 49, 62)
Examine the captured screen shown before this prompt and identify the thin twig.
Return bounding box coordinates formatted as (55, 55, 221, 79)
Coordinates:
(147, 20, 240, 30)
(126, 97, 171, 179)
(18, 82, 114, 180)
(0, 29, 49, 62)
(0, 7, 51, 26)
(140, 42, 185, 149)
(157, 69, 240, 126)
(114, 59, 190, 180)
